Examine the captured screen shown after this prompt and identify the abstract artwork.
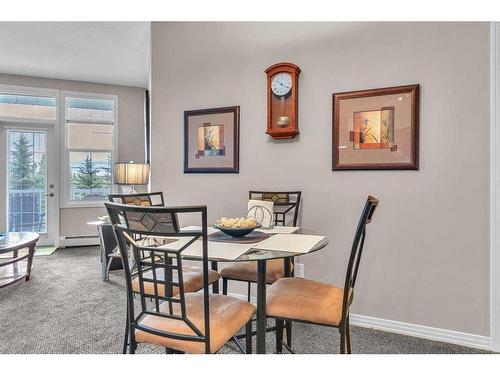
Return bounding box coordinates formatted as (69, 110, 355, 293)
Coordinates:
(353, 107, 394, 150)
(184, 106, 239, 173)
(197, 124, 225, 157)
(333, 85, 419, 170)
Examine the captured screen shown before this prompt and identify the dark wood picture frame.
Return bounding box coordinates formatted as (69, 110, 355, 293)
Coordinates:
(332, 84, 419, 171)
(184, 106, 240, 173)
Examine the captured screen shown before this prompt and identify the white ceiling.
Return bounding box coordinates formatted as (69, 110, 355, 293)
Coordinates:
(0, 22, 150, 88)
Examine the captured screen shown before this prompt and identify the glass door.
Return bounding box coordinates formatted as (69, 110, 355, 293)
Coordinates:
(5, 127, 56, 246)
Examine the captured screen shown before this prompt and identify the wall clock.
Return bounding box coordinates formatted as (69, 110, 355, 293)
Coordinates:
(265, 62, 301, 139)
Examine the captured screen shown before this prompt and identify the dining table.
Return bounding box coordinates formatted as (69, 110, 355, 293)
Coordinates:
(135, 226, 328, 354)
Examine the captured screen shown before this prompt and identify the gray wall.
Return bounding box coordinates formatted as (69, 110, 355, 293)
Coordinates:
(150, 22, 491, 336)
(0, 73, 146, 237)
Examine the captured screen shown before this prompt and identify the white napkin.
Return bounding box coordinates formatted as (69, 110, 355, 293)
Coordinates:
(254, 234, 325, 254)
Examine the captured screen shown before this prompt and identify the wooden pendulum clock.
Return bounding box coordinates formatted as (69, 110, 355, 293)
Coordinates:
(265, 62, 301, 139)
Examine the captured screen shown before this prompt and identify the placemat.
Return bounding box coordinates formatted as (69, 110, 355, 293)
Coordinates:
(209, 230, 270, 244)
(254, 234, 326, 254)
(257, 226, 300, 234)
(181, 240, 254, 261)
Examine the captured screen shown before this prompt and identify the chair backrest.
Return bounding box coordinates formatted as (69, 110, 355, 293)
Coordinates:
(341, 195, 379, 323)
(105, 198, 179, 235)
(108, 192, 165, 207)
(248, 190, 302, 226)
(106, 203, 212, 353)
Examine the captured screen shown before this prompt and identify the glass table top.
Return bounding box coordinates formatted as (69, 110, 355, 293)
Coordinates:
(0, 232, 40, 250)
(134, 229, 328, 263)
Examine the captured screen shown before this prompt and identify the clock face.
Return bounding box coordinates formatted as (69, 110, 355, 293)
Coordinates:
(271, 73, 292, 97)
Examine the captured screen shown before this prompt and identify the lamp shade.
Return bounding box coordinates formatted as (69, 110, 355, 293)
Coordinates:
(114, 162, 150, 185)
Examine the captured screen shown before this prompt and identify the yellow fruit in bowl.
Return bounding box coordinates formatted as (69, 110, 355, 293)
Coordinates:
(216, 216, 258, 229)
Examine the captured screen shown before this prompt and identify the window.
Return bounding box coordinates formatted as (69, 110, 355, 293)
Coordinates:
(63, 93, 117, 205)
(0, 93, 56, 119)
(7, 130, 48, 232)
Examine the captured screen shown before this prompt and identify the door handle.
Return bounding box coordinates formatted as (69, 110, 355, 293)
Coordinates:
(45, 193, 55, 197)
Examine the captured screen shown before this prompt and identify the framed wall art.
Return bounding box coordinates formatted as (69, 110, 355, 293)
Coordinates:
(332, 84, 419, 170)
(184, 106, 240, 173)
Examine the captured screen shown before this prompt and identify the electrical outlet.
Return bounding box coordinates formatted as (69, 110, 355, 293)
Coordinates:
(295, 263, 304, 278)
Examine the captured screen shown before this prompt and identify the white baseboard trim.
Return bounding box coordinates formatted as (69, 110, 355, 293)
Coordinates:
(227, 291, 493, 351)
(349, 314, 492, 351)
(59, 235, 100, 248)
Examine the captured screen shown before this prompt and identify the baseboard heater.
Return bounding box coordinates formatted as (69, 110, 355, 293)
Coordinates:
(59, 235, 100, 248)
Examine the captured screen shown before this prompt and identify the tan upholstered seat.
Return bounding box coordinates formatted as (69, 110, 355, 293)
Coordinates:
(266, 277, 352, 326)
(135, 293, 256, 353)
(131, 266, 220, 296)
(220, 259, 290, 284)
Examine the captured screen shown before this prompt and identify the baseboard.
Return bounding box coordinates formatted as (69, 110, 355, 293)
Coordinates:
(59, 235, 100, 248)
(227, 291, 493, 351)
(349, 314, 492, 351)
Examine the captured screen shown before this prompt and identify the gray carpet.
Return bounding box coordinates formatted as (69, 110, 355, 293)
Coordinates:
(0, 246, 490, 354)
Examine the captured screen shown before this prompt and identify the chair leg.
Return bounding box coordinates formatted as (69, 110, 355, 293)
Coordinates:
(222, 278, 228, 295)
(129, 327, 137, 354)
(276, 319, 284, 353)
(247, 282, 251, 302)
(129, 341, 136, 354)
(211, 261, 219, 294)
(285, 320, 292, 348)
(100, 244, 107, 282)
(212, 280, 219, 294)
(122, 309, 129, 354)
(346, 317, 352, 354)
(339, 326, 346, 354)
(105, 257, 113, 281)
(245, 320, 253, 354)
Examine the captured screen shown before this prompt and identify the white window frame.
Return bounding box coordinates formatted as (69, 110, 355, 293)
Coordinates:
(0, 84, 60, 246)
(60, 90, 118, 208)
(0, 84, 58, 125)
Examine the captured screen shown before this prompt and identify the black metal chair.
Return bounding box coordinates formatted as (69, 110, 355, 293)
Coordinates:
(220, 191, 301, 347)
(108, 191, 165, 206)
(221, 191, 302, 295)
(106, 202, 221, 353)
(102, 192, 165, 280)
(107, 192, 221, 291)
(111, 203, 255, 354)
(266, 196, 379, 354)
(249, 191, 302, 227)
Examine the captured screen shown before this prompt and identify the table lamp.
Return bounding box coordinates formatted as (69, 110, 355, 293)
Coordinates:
(114, 161, 150, 194)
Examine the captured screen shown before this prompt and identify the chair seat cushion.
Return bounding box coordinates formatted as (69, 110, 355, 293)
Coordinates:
(220, 259, 290, 283)
(266, 277, 350, 326)
(135, 293, 256, 353)
(131, 266, 220, 296)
